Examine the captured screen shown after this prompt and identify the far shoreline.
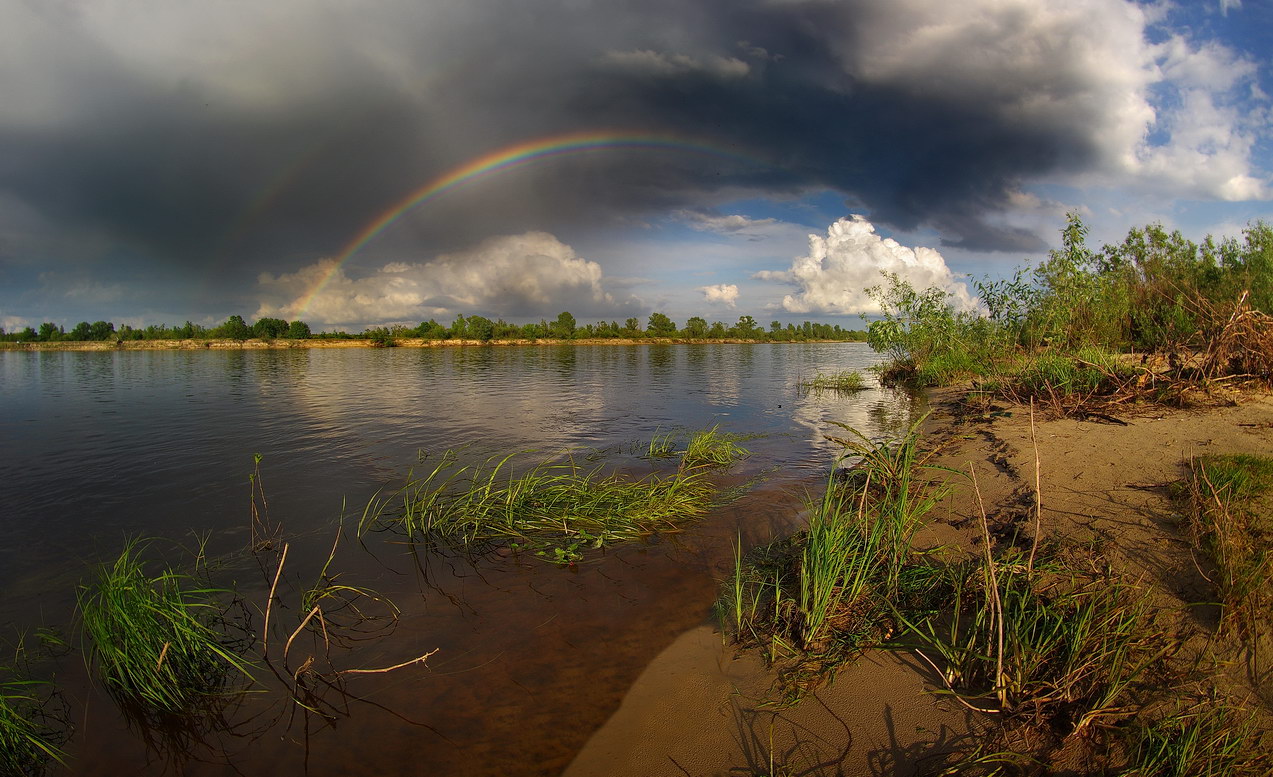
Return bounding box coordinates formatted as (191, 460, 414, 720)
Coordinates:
(0, 336, 866, 352)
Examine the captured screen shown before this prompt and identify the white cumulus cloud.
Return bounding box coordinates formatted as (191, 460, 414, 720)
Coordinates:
(754, 216, 978, 315)
(255, 231, 640, 328)
(699, 283, 740, 308)
(674, 210, 780, 239)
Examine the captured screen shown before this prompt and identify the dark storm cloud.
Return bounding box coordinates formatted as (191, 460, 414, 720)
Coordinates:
(0, 0, 1217, 285)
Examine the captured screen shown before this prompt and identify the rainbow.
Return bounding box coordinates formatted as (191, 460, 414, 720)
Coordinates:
(292, 130, 762, 317)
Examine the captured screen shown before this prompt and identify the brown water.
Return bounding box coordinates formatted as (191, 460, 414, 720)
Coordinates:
(0, 344, 918, 775)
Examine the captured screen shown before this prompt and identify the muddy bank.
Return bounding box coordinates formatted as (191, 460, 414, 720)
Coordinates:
(564, 387, 1273, 776)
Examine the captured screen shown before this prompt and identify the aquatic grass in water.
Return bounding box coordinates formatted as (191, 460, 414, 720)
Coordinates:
(364, 451, 715, 563)
(680, 425, 751, 470)
(1, 663, 66, 777)
(79, 541, 256, 719)
(799, 370, 866, 393)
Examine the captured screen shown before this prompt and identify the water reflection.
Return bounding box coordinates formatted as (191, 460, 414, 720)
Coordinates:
(0, 343, 920, 776)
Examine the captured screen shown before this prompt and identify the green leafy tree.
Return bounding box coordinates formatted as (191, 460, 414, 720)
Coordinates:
(286, 320, 311, 339)
(252, 317, 290, 339)
(37, 322, 62, 342)
(550, 311, 576, 339)
(622, 317, 642, 337)
(70, 322, 93, 341)
(467, 315, 495, 342)
(366, 327, 397, 347)
(413, 319, 445, 339)
(646, 312, 676, 337)
(89, 321, 116, 341)
(217, 315, 251, 340)
(731, 315, 760, 339)
(683, 316, 708, 338)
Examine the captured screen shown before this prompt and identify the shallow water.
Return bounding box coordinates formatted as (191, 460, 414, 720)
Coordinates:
(0, 343, 918, 775)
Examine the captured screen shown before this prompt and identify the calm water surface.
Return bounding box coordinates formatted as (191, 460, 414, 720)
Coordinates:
(1, 343, 918, 776)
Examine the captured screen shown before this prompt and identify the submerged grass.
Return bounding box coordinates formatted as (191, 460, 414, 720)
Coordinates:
(363, 449, 717, 563)
(78, 540, 255, 719)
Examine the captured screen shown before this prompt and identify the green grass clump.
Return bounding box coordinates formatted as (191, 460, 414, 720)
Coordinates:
(365, 451, 715, 563)
(1183, 454, 1273, 642)
(800, 370, 867, 392)
(1010, 347, 1137, 398)
(906, 550, 1165, 729)
(79, 541, 255, 719)
(1120, 700, 1272, 777)
(1, 675, 65, 777)
(680, 425, 751, 470)
(645, 429, 678, 459)
(718, 416, 949, 696)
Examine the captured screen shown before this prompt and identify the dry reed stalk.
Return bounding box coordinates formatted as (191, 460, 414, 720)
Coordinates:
(1028, 400, 1042, 574)
(283, 605, 321, 668)
(970, 462, 1006, 712)
(338, 648, 439, 675)
(262, 542, 289, 658)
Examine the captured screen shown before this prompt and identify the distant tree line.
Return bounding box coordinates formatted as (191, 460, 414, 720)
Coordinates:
(0, 315, 312, 343)
(1, 311, 866, 344)
(365, 311, 866, 344)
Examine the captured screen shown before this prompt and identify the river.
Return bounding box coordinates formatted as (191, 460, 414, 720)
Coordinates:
(0, 343, 917, 776)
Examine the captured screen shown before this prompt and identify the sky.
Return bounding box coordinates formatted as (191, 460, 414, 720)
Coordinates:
(1, 0, 1271, 332)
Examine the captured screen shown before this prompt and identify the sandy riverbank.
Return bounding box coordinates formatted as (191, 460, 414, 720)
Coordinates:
(564, 387, 1273, 776)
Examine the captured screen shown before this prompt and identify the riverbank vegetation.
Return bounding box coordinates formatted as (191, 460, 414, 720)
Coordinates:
(867, 216, 1272, 411)
(718, 416, 1273, 774)
(1, 310, 867, 346)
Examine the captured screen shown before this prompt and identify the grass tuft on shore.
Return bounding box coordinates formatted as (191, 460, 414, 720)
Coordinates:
(78, 540, 255, 720)
(718, 417, 951, 702)
(1180, 453, 1273, 658)
(1120, 698, 1273, 777)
